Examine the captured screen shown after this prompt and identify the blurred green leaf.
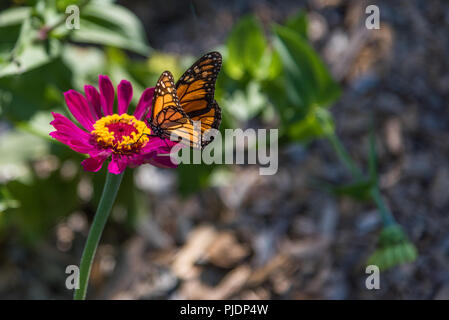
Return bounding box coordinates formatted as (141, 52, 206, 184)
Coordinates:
(0, 23, 23, 60)
(0, 186, 20, 213)
(5, 168, 80, 243)
(16, 111, 54, 139)
(0, 40, 61, 77)
(104, 50, 147, 106)
(70, 1, 151, 56)
(0, 130, 50, 166)
(147, 51, 182, 78)
(0, 6, 31, 28)
(0, 16, 62, 77)
(0, 56, 72, 121)
(224, 81, 268, 122)
(272, 24, 340, 108)
(56, 0, 84, 12)
(0, 129, 50, 183)
(287, 107, 334, 142)
(62, 44, 106, 88)
(224, 15, 267, 80)
(367, 225, 418, 271)
(327, 178, 375, 201)
(285, 11, 308, 39)
(266, 49, 283, 80)
(253, 48, 283, 81)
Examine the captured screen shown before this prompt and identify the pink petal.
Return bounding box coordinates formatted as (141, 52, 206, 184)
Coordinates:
(99, 75, 115, 115)
(140, 137, 172, 154)
(50, 132, 92, 153)
(84, 85, 102, 120)
(51, 120, 87, 139)
(50, 112, 90, 140)
(49, 131, 71, 144)
(136, 137, 179, 168)
(117, 80, 133, 115)
(68, 139, 94, 153)
(88, 148, 112, 159)
(134, 87, 154, 120)
(108, 154, 127, 174)
(64, 90, 95, 131)
(148, 154, 178, 168)
(81, 156, 107, 172)
(124, 154, 145, 168)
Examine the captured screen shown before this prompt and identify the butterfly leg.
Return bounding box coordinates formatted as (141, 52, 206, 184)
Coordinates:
(127, 133, 157, 147)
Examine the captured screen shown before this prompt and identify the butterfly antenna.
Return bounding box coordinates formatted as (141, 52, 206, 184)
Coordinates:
(127, 132, 151, 147)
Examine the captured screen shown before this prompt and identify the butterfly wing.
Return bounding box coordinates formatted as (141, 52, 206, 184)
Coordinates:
(151, 71, 201, 148)
(176, 52, 222, 146)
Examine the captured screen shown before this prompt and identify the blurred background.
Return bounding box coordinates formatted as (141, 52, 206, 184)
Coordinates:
(0, 0, 448, 299)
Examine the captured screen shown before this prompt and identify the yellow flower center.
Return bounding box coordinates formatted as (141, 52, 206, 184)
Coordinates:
(91, 114, 151, 153)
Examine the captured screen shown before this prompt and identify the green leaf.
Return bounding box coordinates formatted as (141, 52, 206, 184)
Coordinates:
(272, 24, 341, 108)
(62, 44, 106, 88)
(0, 40, 61, 77)
(16, 111, 55, 140)
(328, 179, 375, 201)
(147, 51, 182, 79)
(0, 186, 20, 213)
(285, 11, 308, 39)
(69, 2, 151, 56)
(367, 225, 418, 271)
(56, 0, 85, 12)
(287, 107, 334, 142)
(224, 15, 267, 80)
(0, 23, 22, 59)
(224, 81, 268, 122)
(253, 48, 283, 81)
(266, 49, 283, 80)
(0, 16, 62, 77)
(0, 130, 50, 183)
(0, 7, 31, 27)
(0, 56, 72, 121)
(5, 168, 80, 243)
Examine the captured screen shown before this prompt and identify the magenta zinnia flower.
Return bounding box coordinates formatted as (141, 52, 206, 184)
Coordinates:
(50, 75, 177, 174)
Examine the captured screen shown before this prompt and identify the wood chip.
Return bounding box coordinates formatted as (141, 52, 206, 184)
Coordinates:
(172, 225, 217, 280)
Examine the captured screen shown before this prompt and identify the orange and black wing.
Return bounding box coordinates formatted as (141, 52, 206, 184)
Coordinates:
(175, 52, 222, 146)
(151, 71, 201, 148)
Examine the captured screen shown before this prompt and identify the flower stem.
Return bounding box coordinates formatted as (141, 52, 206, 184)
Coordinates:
(370, 186, 396, 227)
(326, 132, 397, 227)
(326, 132, 363, 179)
(74, 170, 124, 300)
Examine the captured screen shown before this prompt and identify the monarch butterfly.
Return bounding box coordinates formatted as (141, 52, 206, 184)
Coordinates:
(145, 51, 222, 149)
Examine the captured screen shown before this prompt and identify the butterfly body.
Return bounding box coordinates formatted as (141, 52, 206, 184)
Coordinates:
(146, 52, 222, 149)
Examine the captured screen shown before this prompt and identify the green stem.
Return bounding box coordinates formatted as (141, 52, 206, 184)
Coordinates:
(74, 171, 124, 300)
(370, 186, 396, 227)
(327, 132, 363, 179)
(326, 132, 397, 227)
